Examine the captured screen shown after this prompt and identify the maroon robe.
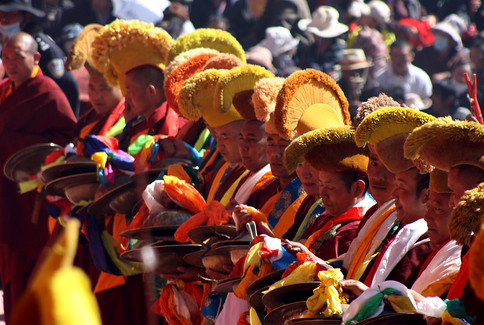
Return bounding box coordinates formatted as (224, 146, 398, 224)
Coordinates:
(283, 195, 317, 240)
(213, 164, 248, 202)
(246, 177, 281, 210)
(0, 71, 76, 320)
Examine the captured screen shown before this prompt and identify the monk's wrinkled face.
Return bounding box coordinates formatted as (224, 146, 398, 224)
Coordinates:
(296, 161, 319, 196)
(2, 34, 39, 86)
(88, 72, 123, 115)
(266, 133, 293, 179)
(424, 191, 452, 244)
(214, 120, 244, 164)
(238, 120, 268, 173)
(123, 70, 151, 120)
(367, 145, 396, 205)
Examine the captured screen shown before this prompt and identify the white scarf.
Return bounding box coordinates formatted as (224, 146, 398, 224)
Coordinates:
(411, 240, 461, 293)
(234, 164, 271, 204)
(342, 199, 397, 270)
(371, 218, 429, 286)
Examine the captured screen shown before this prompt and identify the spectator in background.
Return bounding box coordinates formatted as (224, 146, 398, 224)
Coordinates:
(296, 6, 348, 77)
(245, 45, 277, 74)
(413, 14, 469, 81)
(257, 26, 300, 77)
(0, 0, 80, 117)
(347, 0, 392, 78)
(376, 39, 432, 102)
(189, 0, 232, 29)
(60, 0, 115, 30)
(225, 0, 310, 49)
(426, 80, 471, 120)
(156, 2, 195, 39)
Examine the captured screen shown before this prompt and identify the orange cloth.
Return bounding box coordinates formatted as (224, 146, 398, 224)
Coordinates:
(272, 193, 308, 238)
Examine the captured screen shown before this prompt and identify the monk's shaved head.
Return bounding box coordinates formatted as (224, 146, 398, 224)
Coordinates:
(6, 32, 38, 54)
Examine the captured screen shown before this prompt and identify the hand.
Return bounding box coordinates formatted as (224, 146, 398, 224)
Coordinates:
(282, 239, 311, 255)
(232, 204, 253, 231)
(340, 279, 368, 300)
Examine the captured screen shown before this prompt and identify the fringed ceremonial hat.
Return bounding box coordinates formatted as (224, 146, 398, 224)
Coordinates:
(284, 126, 369, 173)
(164, 53, 219, 113)
(429, 169, 451, 194)
(353, 93, 401, 127)
(214, 64, 274, 120)
(274, 69, 351, 140)
(203, 53, 244, 70)
(91, 19, 173, 94)
(163, 48, 220, 85)
(65, 24, 102, 73)
(470, 204, 484, 301)
(177, 69, 244, 127)
(404, 117, 484, 172)
(253, 77, 286, 134)
(354, 107, 435, 173)
(166, 28, 246, 66)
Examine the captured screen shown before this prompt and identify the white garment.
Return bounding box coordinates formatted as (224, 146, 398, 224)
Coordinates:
(214, 293, 249, 325)
(411, 240, 461, 293)
(376, 63, 432, 99)
(371, 218, 429, 286)
(342, 199, 397, 270)
(234, 164, 271, 204)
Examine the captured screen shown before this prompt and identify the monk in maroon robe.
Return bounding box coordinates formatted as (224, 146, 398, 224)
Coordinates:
(0, 32, 76, 321)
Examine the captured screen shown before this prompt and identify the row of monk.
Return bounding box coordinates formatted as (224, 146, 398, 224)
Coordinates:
(1, 19, 484, 325)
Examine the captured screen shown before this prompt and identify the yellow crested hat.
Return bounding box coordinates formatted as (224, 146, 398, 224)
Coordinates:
(469, 194, 484, 301)
(214, 64, 274, 120)
(164, 53, 219, 114)
(429, 169, 451, 194)
(91, 19, 173, 94)
(273, 69, 351, 140)
(178, 69, 244, 128)
(253, 77, 286, 134)
(65, 24, 102, 73)
(354, 107, 436, 173)
(166, 28, 246, 66)
(163, 48, 220, 85)
(404, 117, 484, 172)
(284, 126, 369, 173)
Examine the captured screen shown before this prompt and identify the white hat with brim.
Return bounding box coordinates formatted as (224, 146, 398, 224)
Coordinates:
(0, 0, 45, 17)
(340, 49, 373, 70)
(432, 21, 462, 48)
(298, 6, 348, 39)
(258, 26, 300, 57)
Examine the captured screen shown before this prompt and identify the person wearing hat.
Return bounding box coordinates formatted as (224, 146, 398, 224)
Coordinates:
(404, 118, 484, 323)
(282, 125, 374, 261)
(0, 31, 76, 322)
(347, 0, 394, 78)
(413, 14, 469, 81)
(296, 6, 348, 77)
(343, 107, 437, 291)
(0, 0, 81, 116)
(376, 39, 432, 103)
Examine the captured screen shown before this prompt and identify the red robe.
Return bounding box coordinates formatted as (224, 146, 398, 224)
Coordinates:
(0, 71, 76, 320)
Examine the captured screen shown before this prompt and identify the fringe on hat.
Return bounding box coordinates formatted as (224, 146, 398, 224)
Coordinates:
(166, 28, 246, 66)
(203, 53, 244, 70)
(449, 182, 484, 246)
(353, 93, 401, 127)
(284, 126, 355, 172)
(354, 107, 435, 147)
(178, 69, 224, 121)
(65, 24, 102, 71)
(253, 77, 286, 122)
(164, 48, 220, 84)
(404, 117, 484, 161)
(214, 64, 274, 120)
(91, 19, 173, 86)
(165, 53, 218, 113)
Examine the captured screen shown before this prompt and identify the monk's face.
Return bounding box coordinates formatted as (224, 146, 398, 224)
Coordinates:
(266, 133, 293, 179)
(318, 171, 357, 217)
(392, 168, 428, 225)
(123, 71, 151, 120)
(366, 146, 396, 206)
(2, 34, 39, 86)
(296, 161, 319, 196)
(238, 120, 268, 173)
(88, 72, 123, 115)
(214, 120, 244, 164)
(424, 191, 452, 244)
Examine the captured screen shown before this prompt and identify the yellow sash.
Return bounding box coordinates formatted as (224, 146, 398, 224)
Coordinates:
(220, 170, 250, 206)
(346, 205, 396, 280)
(273, 193, 308, 238)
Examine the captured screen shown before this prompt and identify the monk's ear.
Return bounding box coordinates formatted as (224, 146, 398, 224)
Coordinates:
(146, 84, 156, 97)
(351, 179, 366, 198)
(33, 52, 40, 65)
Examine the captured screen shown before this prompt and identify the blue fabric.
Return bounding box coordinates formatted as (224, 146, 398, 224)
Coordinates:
(81, 135, 135, 172)
(86, 214, 121, 275)
(267, 177, 304, 228)
(272, 246, 297, 270)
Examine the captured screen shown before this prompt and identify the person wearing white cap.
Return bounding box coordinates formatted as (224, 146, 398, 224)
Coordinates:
(257, 26, 300, 76)
(413, 13, 469, 80)
(296, 5, 348, 77)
